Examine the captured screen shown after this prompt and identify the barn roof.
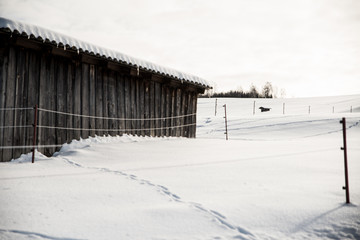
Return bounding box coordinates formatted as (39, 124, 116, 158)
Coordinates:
(0, 17, 210, 89)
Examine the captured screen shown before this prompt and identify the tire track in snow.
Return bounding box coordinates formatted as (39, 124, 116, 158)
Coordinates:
(61, 157, 257, 240)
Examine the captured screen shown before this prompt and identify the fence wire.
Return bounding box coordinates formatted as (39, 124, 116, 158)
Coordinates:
(0, 107, 33, 111)
(1, 106, 197, 151)
(37, 107, 196, 121)
(36, 123, 196, 132)
(0, 144, 64, 150)
(0, 125, 33, 129)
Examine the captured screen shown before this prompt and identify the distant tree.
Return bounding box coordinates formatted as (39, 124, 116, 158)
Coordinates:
(262, 82, 273, 98)
(249, 84, 260, 98)
(280, 88, 286, 98)
(272, 86, 278, 98)
(199, 82, 284, 98)
(236, 86, 244, 92)
(203, 88, 213, 98)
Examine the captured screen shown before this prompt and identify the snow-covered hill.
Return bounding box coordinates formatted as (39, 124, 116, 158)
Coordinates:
(197, 95, 360, 140)
(1, 95, 359, 240)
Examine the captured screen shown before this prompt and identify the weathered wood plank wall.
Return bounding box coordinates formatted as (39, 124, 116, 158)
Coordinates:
(0, 44, 200, 162)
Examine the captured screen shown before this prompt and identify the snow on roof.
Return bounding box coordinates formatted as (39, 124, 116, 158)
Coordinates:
(0, 17, 210, 89)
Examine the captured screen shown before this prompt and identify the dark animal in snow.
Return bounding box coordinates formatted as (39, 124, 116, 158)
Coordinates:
(259, 107, 271, 112)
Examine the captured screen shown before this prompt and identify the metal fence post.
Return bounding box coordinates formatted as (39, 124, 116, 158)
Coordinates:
(340, 117, 350, 204)
(32, 105, 38, 163)
(283, 103, 285, 115)
(223, 104, 228, 140)
(215, 98, 217, 116)
(253, 101, 256, 115)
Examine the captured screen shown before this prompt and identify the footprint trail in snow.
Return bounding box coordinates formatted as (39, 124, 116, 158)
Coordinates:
(62, 157, 257, 240)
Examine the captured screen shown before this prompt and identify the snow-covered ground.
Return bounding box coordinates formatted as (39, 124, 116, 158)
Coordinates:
(1, 95, 360, 240)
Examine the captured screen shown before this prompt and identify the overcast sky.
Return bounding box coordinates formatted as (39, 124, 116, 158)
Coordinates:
(1, 0, 360, 97)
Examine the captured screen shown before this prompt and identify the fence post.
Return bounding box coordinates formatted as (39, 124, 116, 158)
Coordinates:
(350, 106, 352, 113)
(32, 105, 38, 163)
(253, 101, 256, 115)
(223, 104, 228, 140)
(215, 98, 217, 116)
(308, 106, 311, 114)
(283, 103, 285, 115)
(340, 117, 350, 204)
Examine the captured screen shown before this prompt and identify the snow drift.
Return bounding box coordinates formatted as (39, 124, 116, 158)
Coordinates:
(1, 95, 359, 240)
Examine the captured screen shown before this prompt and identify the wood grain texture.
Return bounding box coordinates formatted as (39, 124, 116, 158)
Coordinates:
(95, 66, 103, 137)
(2, 47, 15, 160)
(81, 63, 90, 139)
(89, 64, 96, 137)
(0, 43, 201, 161)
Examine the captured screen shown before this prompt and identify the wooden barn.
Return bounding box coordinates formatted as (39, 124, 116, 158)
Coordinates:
(0, 17, 210, 162)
